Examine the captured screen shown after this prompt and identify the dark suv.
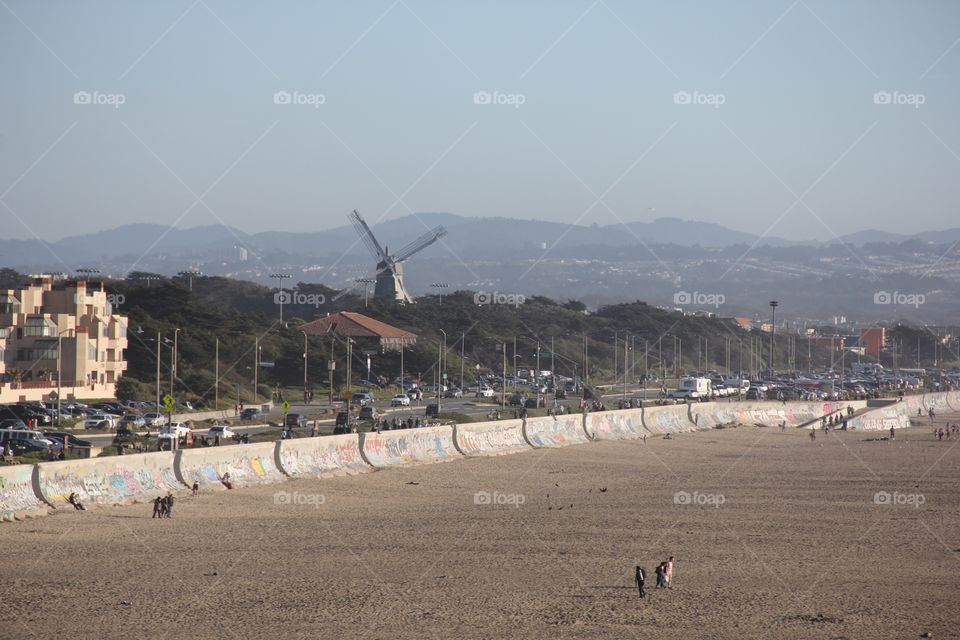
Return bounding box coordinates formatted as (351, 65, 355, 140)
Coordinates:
(285, 413, 307, 428)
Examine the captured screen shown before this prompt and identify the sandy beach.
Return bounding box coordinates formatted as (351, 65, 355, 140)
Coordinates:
(2, 416, 958, 640)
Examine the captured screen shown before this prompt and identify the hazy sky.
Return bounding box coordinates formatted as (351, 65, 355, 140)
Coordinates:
(2, 0, 959, 242)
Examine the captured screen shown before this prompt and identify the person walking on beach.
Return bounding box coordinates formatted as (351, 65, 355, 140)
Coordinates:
(890, 426, 895, 440)
(655, 562, 667, 588)
(164, 493, 174, 518)
(665, 556, 674, 587)
(192, 481, 199, 497)
(635, 566, 646, 598)
(152, 496, 163, 518)
(810, 429, 816, 442)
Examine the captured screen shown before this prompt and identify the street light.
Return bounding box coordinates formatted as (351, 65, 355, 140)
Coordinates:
(56, 328, 73, 426)
(301, 330, 309, 403)
(75, 268, 100, 280)
(179, 269, 202, 291)
(769, 301, 779, 375)
(356, 278, 374, 308)
(430, 282, 449, 304)
(270, 273, 292, 323)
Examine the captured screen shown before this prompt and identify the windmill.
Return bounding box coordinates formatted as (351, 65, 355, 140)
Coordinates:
(343, 210, 448, 303)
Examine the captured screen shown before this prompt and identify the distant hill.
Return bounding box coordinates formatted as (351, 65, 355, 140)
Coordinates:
(1, 214, 956, 274)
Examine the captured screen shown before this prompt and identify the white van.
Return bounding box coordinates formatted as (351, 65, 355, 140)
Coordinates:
(0, 429, 56, 447)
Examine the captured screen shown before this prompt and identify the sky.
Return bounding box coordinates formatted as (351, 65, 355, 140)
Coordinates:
(1, 0, 959, 243)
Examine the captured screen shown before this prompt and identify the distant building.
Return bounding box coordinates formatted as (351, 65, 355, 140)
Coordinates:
(859, 327, 886, 357)
(733, 316, 754, 330)
(0, 275, 128, 403)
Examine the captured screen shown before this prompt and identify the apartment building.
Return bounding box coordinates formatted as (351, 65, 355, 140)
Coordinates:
(0, 275, 128, 403)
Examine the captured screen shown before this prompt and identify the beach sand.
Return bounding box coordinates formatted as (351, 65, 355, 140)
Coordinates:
(2, 416, 958, 639)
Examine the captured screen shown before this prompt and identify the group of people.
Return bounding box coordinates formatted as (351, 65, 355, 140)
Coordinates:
(634, 556, 674, 598)
(934, 424, 958, 440)
(151, 493, 176, 518)
(374, 416, 424, 432)
(820, 413, 848, 432)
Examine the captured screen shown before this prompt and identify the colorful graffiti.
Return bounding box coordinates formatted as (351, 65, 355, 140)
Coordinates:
(524, 414, 590, 448)
(278, 434, 371, 477)
(361, 426, 460, 467)
(454, 420, 529, 456)
(0, 465, 47, 521)
(587, 410, 644, 440)
(176, 442, 286, 490)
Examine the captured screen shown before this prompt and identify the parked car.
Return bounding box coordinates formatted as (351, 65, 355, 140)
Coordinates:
(508, 393, 527, 407)
(142, 413, 166, 427)
(83, 414, 119, 429)
(0, 418, 29, 430)
(284, 413, 307, 428)
(359, 406, 379, 421)
(0, 428, 56, 448)
(118, 414, 145, 429)
(42, 431, 94, 448)
(474, 386, 495, 398)
(206, 424, 236, 440)
(240, 407, 261, 420)
(523, 397, 543, 409)
(444, 387, 463, 398)
(391, 394, 411, 407)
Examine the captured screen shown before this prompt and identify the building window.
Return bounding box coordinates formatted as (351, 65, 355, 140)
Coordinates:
(88, 345, 97, 361)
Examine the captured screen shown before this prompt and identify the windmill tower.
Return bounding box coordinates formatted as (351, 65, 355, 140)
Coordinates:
(348, 210, 448, 303)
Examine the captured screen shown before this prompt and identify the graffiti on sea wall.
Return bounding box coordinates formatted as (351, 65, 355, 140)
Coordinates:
(0, 465, 47, 520)
(587, 410, 644, 440)
(643, 405, 696, 434)
(278, 434, 370, 477)
(37, 453, 181, 507)
(176, 442, 285, 489)
(454, 420, 529, 456)
(524, 414, 589, 448)
(361, 426, 460, 467)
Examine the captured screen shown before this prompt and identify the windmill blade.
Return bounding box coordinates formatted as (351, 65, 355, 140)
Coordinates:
(392, 226, 448, 263)
(349, 210, 387, 260)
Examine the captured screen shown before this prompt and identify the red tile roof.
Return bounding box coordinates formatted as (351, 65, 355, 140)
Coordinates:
(300, 311, 417, 339)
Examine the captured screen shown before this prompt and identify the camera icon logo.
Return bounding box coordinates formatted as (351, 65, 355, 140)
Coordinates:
(473, 491, 491, 505)
(873, 91, 892, 105)
(473, 91, 492, 105)
(274, 290, 292, 304)
(673, 491, 692, 505)
(273, 91, 292, 105)
(73, 91, 92, 105)
(673, 91, 691, 105)
(873, 291, 891, 305)
(873, 491, 891, 505)
(674, 291, 692, 304)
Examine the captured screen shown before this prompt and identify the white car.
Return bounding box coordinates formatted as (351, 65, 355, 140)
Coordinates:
(83, 414, 118, 429)
(160, 422, 191, 437)
(474, 387, 495, 398)
(142, 413, 166, 427)
(390, 394, 411, 407)
(207, 425, 236, 439)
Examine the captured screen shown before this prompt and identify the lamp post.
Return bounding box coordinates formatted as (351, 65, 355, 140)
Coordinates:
(430, 282, 449, 304)
(254, 336, 260, 402)
(460, 331, 465, 391)
(270, 273, 292, 324)
(56, 328, 73, 426)
(356, 278, 374, 308)
(172, 328, 181, 395)
(301, 331, 309, 403)
(769, 300, 779, 375)
(178, 269, 202, 291)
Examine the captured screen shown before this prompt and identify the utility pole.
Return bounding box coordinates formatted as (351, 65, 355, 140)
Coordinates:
(254, 336, 259, 402)
(501, 342, 506, 409)
(460, 332, 465, 391)
(769, 300, 779, 374)
(215, 337, 219, 410)
(155, 331, 161, 411)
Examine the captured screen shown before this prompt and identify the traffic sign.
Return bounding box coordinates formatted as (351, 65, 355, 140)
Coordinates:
(163, 394, 176, 412)
(344, 390, 353, 399)
(281, 400, 290, 414)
